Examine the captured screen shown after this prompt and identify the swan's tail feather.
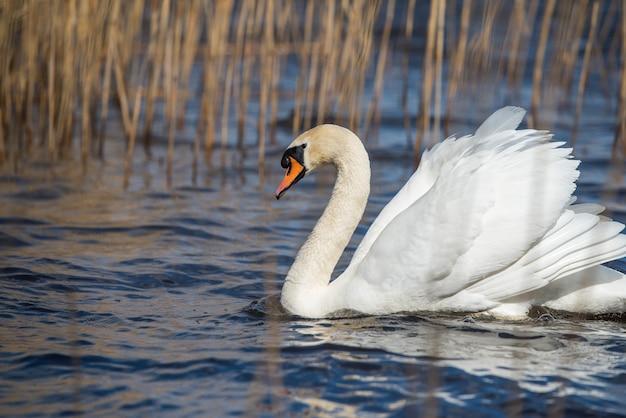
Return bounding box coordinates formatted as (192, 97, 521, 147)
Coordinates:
(569, 202, 605, 215)
(541, 265, 626, 313)
(466, 205, 626, 302)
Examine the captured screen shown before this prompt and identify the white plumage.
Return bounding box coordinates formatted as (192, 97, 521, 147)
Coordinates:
(275, 107, 626, 319)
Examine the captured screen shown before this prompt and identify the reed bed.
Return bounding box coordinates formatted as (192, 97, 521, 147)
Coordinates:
(0, 0, 625, 180)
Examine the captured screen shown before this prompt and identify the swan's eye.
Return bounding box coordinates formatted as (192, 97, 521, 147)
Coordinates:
(281, 143, 307, 169)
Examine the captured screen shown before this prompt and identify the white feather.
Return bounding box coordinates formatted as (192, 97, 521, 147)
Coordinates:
(277, 107, 626, 318)
(474, 106, 527, 138)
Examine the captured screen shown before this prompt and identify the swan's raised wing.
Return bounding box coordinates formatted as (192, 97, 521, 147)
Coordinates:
(350, 106, 531, 267)
(347, 115, 582, 312)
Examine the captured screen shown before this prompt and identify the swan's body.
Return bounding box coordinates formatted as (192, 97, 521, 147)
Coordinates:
(275, 107, 626, 319)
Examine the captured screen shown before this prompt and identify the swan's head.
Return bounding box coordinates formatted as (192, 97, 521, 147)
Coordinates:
(275, 124, 362, 199)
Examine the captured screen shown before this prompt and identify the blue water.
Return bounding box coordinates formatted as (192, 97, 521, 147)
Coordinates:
(1, 117, 625, 416)
(3, 6, 626, 416)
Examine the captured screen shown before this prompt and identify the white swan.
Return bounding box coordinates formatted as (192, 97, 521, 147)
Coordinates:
(275, 106, 626, 319)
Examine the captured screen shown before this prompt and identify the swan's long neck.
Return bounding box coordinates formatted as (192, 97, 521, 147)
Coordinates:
(281, 139, 370, 317)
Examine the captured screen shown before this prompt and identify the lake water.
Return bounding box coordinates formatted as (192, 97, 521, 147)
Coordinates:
(2, 112, 625, 416)
(2, 7, 626, 417)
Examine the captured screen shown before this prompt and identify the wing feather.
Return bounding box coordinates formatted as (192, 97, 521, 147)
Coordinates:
(351, 106, 531, 268)
(474, 106, 526, 139)
(347, 122, 582, 311)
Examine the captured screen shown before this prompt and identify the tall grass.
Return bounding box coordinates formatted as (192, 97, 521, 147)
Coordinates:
(0, 0, 624, 179)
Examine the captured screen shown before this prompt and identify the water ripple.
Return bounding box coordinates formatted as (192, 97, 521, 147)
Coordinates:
(1, 115, 626, 417)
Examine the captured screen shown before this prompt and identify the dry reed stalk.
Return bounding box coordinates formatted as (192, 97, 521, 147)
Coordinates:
(444, 0, 471, 135)
(123, 86, 144, 190)
(595, 0, 619, 98)
(36, 5, 50, 146)
(303, 1, 325, 131)
(78, 0, 106, 167)
(47, 2, 56, 163)
(97, 0, 116, 158)
(508, 0, 540, 93)
(126, 3, 146, 63)
(364, 0, 395, 140)
(591, 8, 616, 101)
(163, 3, 174, 134)
(327, 0, 349, 128)
(220, 44, 236, 169)
(401, 0, 417, 146)
(302, 0, 322, 130)
(4, 0, 626, 175)
(236, 1, 258, 146)
(0, 108, 4, 166)
(0, 5, 14, 161)
(344, 0, 373, 129)
(176, 1, 201, 130)
(529, 0, 556, 128)
(257, 0, 276, 177)
(545, 4, 573, 97)
(538, 1, 585, 114)
(165, 1, 184, 187)
(103, 0, 139, 146)
(559, 1, 589, 104)
(292, 1, 316, 137)
(56, 0, 77, 154)
(122, 0, 146, 88)
(572, 0, 600, 145)
(312, 0, 336, 129)
(444, 0, 457, 58)
(191, 1, 211, 182)
(10, 6, 24, 153)
(202, 11, 218, 163)
(471, 0, 501, 87)
(503, 0, 526, 97)
(355, 1, 380, 133)
(432, 0, 446, 146)
(338, 0, 360, 128)
(352, 1, 372, 131)
(415, 0, 441, 158)
(112, 38, 133, 140)
(599, 1, 619, 61)
(197, 1, 220, 161)
(301, 38, 319, 132)
(227, 1, 246, 150)
(269, 1, 292, 145)
(163, 3, 176, 134)
(142, 0, 168, 148)
(79, 2, 93, 167)
(269, 53, 281, 145)
(22, 2, 37, 152)
(194, 1, 215, 166)
(614, 1, 626, 157)
(216, 0, 235, 155)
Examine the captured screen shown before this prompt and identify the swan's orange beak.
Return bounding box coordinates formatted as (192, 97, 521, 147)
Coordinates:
(276, 157, 306, 199)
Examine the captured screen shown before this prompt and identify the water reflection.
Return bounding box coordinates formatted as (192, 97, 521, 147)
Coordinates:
(283, 314, 626, 409)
